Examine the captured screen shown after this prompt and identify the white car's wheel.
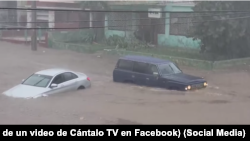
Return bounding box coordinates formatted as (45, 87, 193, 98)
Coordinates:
(77, 86, 85, 90)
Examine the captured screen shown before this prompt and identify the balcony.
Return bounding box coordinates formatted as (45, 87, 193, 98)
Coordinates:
(26, 1, 81, 9)
(108, 0, 161, 5)
(166, 0, 195, 6)
(39, 0, 77, 3)
(27, 0, 77, 5)
(108, 0, 194, 6)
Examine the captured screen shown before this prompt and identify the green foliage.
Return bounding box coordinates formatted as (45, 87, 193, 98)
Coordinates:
(190, 1, 250, 59)
(105, 35, 150, 49)
(49, 29, 96, 44)
(106, 35, 127, 48)
(82, 32, 96, 44)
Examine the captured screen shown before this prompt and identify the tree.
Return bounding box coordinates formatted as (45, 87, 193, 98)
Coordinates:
(190, 1, 250, 60)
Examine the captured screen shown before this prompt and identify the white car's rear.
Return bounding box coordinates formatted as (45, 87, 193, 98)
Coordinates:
(75, 72, 91, 89)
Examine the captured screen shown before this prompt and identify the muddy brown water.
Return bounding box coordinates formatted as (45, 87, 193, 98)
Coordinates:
(0, 42, 249, 124)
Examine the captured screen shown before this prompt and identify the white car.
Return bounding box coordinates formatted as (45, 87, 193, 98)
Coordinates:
(3, 68, 91, 99)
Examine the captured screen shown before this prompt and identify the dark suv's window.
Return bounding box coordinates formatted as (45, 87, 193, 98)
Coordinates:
(117, 59, 134, 71)
(148, 64, 159, 74)
(133, 62, 149, 74)
(158, 63, 181, 75)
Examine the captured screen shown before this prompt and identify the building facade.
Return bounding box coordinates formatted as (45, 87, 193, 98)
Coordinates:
(0, 1, 8, 23)
(105, 1, 200, 49)
(25, 1, 82, 29)
(0, 1, 29, 26)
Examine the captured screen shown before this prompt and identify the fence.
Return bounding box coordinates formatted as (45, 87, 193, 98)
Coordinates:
(48, 29, 113, 53)
(48, 29, 94, 43)
(0, 24, 46, 42)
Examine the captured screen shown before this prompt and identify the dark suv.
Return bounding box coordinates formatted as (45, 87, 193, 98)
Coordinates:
(113, 55, 207, 91)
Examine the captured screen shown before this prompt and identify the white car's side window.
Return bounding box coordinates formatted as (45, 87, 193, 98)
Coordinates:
(71, 73, 78, 79)
(63, 72, 78, 82)
(51, 74, 65, 85)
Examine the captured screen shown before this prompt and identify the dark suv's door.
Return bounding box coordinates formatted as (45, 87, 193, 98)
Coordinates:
(157, 63, 178, 89)
(113, 59, 134, 83)
(133, 62, 159, 87)
(132, 62, 148, 86)
(145, 64, 160, 87)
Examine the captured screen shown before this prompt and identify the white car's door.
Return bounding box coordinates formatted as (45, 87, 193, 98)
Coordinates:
(47, 72, 79, 95)
(47, 73, 67, 95)
(59, 79, 77, 92)
(48, 83, 65, 95)
(60, 72, 79, 92)
(53, 72, 79, 93)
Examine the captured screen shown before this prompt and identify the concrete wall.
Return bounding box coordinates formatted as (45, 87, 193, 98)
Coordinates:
(105, 4, 200, 49)
(104, 15, 136, 39)
(158, 5, 200, 49)
(104, 5, 150, 39)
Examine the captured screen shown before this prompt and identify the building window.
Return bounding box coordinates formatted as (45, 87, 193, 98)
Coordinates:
(169, 13, 193, 36)
(108, 13, 133, 31)
(79, 12, 90, 28)
(37, 20, 48, 28)
(54, 11, 77, 22)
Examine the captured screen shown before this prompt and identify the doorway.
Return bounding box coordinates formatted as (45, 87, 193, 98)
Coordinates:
(137, 12, 165, 45)
(138, 13, 151, 43)
(150, 19, 158, 45)
(149, 12, 165, 45)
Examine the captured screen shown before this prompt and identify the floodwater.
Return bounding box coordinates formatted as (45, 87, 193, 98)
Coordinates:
(0, 42, 249, 124)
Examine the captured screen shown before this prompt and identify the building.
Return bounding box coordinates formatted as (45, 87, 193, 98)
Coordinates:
(0, 1, 8, 23)
(1, 0, 84, 46)
(0, 1, 18, 26)
(105, 1, 200, 49)
(0, 0, 26, 26)
(25, 1, 82, 29)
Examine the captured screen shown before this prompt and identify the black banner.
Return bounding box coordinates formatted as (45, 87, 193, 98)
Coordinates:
(0, 125, 248, 138)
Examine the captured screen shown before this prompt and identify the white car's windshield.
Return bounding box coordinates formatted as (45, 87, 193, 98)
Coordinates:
(22, 74, 53, 88)
(158, 63, 182, 75)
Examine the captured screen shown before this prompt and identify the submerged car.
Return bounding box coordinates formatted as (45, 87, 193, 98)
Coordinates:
(113, 55, 207, 91)
(3, 68, 91, 98)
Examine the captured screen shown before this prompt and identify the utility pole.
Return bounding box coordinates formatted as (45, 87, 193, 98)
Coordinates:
(31, 1, 37, 51)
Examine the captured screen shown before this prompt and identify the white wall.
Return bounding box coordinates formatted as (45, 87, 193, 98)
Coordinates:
(48, 11, 54, 28)
(26, 11, 31, 28)
(17, 1, 25, 25)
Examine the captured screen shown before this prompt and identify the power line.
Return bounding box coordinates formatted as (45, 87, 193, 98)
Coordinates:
(0, 12, 249, 24)
(1, 15, 250, 30)
(2, 11, 249, 19)
(0, 7, 250, 13)
(0, 0, 195, 9)
(107, 0, 195, 5)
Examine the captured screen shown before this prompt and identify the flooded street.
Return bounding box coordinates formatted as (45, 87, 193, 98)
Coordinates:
(0, 42, 249, 124)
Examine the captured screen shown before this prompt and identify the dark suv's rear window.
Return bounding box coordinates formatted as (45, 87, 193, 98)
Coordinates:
(117, 59, 134, 71)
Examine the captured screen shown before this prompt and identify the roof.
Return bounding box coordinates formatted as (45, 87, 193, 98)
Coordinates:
(120, 55, 171, 64)
(35, 68, 70, 76)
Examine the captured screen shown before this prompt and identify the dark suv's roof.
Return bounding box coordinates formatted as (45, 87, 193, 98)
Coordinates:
(120, 55, 171, 64)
